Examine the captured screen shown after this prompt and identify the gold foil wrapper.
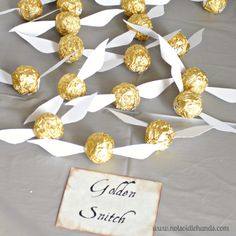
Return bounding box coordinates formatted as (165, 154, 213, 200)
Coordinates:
(18, 0, 43, 21)
(174, 91, 203, 119)
(203, 0, 228, 14)
(182, 67, 208, 94)
(12, 65, 40, 95)
(112, 82, 140, 111)
(145, 120, 175, 151)
(127, 14, 153, 41)
(57, 0, 83, 16)
(168, 32, 190, 56)
(124, 44, 151, 73)
(85, 133, 115, 164)
(58, 73, 87, 100)
(121, 0, 146, 16)
(33, 113, 64, 139)
(56, 12, 81, 36)
(58, 34, 84, 63)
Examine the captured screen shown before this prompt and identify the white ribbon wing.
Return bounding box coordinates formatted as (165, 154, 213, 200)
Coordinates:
(32, 9, 59, 22)
(158, 34, 186, 72)
(82, 49, 93, 57)
(113, 144, 161, 159)
(146, 29, 181, 49)
(16, 32, 58, 54)
(78, 39, 109, 80)
(107, 31, 136, 49)
(146, 0, 171, 5)
(83, 50, 123, 61)
(87, 94, 116, 112)
(188, 28, 205, 50)
(94, 0, 121, 6)
(80, 9, 123, 27)
(137, 78, 174, 99)
(24, 96, 64, 125)
(170, 65, 184, 92)
(99, 53, 124, 72)
(28, 139, 84, 157)
(61, 93, 97, 125)
(124, 20, 159, 39)
(108, 109, 148, 127)
(66, 94, 116, 112)
(0, 129, 35, 144)
(10, 21, 55, 37)
(40, 52, 75, 79)
(0, 8, 19, 16)
(175, 125, 213, 138)
(147, 5, 165, 19)
(205, 87, 236, 103)
(0, 69, 12, 85)
(200, 113, 236, 133)
(157, 34, 185, 92)
(66, 95, 93, 106)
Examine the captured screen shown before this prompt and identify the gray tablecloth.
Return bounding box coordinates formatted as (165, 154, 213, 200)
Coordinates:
(0, 0, 236, 235)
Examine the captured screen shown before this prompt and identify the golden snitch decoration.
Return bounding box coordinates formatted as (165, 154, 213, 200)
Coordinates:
(9, 32, 87, 63)
(0, 52, 74, 95)
(0, 0, 56, 21)
(191, 0, 228, 14)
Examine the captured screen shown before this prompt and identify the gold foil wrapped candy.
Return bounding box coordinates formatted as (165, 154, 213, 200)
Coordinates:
(12, 65, 40, 95)
(33, 113, 64, 139)
(112, 82, 141, 111)
(182, 67, 208, 94)
(174, 91, 203, 119)
(57, 0, 83, 16)
(203, 0, 228, 14)
(58, 34, 84, 63)
(145, 120, 175, 151)
(18, 0, 43, 21)
(168, 32, 190, 56)
(55, 12, 81, 36)
(58, 73, 87, 100)
(85, 133, 115, 164)
(121, 0, 146, 16)
(127, 13, 153, 41)
(124, 44, 152, 73)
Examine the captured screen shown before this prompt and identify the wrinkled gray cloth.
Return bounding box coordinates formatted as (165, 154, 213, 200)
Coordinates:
(0, 0, 236, 235)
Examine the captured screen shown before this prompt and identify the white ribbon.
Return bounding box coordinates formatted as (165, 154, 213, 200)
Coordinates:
(61, 93, 97, 125)
(78, 39, 109, 80)
(0, 8, 19, 16)
(10, 21, 56, 36)
(0, 129, 35, 144)
(24, 96, 64, 125)
(16, 32, 58, 54)
(28, 139, 85, 157)
(80, 9, 124, 27)
(0, 69, 12, 85)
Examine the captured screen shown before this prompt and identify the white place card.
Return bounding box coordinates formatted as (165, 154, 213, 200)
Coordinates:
(56, 168, 162, 236)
